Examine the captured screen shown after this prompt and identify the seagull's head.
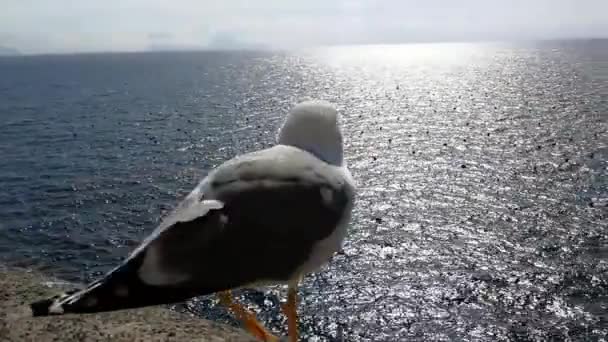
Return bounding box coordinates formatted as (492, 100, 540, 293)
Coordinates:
(278, 100, 344, 166)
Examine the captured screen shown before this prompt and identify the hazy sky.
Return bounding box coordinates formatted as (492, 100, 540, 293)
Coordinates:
(1, 0, 607, 54)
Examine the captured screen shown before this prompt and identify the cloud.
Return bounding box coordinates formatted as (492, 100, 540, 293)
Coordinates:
(148, 32, 175, 41)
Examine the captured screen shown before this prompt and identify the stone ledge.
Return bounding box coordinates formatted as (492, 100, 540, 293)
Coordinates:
(0, 267, 257, 342)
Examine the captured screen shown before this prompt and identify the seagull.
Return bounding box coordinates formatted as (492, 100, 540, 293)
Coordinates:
(30, 100, 357, 342)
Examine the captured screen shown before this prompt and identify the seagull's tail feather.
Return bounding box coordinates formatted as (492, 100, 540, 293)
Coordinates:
(30, 254, 198, 316)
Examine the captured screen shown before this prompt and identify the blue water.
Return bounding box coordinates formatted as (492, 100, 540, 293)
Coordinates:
(1, 40, 607, 341)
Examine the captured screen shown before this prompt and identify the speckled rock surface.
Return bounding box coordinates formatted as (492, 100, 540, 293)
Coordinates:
(0, 268, 256, 342)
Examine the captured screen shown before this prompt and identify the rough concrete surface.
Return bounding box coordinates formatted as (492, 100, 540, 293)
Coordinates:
(0, 267, 257, 342)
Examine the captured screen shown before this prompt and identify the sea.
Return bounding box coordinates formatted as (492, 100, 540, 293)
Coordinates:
(0, 40, 606, 341)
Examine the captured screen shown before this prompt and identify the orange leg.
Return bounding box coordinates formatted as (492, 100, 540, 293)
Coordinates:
(281, 286, 299, 342)
(218, 291, 279, 342)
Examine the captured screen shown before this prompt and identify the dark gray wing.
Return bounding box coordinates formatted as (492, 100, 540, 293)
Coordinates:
(148, 146, 351, 291)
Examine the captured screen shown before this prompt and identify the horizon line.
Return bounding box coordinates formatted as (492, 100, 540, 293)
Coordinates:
(2, 36, 606, 58)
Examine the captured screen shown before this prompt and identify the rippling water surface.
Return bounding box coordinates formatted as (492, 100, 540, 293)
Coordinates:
(0, 40, 606, 341)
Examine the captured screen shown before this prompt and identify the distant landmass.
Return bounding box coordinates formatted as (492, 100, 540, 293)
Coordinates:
(206, 32, 268, 51)
(145, 31, 268, 52)
(0, 46, 20, 56)
(146, 41, 268, 52)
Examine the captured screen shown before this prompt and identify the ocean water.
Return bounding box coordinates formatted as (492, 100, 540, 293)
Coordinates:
(0, 40, 606, 341)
